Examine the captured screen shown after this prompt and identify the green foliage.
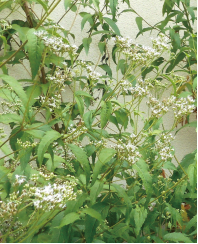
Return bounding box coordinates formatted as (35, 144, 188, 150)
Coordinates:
(0, 0, 196, 243)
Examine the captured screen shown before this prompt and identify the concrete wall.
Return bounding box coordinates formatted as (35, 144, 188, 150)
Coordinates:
(0, 0, 197, 162)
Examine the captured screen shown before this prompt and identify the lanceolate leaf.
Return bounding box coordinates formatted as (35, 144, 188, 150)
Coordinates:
(131, 206, 147, 236)
(136, 17, 143, 33)
(82, 37, 92, 55)
(92, 148, 116, 184)
(26, 28, 44, 79)
(109, 0, 118, 20)
(0, 74, 28, 107)
(103, 17, 121, 36)
(75, 95, 84, 116)
(133, 159, 152, 200)
(100, 101, 112, 128)
(59, 212, 80, 227)
(75, 90, 93, 99)
(68, 144, 90, 184)
(163, 232, 192, 243)
(0, 114, 23, 124)
(37, 130, 61, 166)
(64, 0, 72, 11)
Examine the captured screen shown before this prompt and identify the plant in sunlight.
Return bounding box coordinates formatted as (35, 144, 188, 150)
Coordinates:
(0, 0, 197, 243)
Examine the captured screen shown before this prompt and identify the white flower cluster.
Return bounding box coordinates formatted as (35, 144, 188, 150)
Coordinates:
(113, 34, 170, 66)
(151, 33, 170, 52)
(15, 175, 27, 185)
(34, 30, 78, 54)
(47, 68, 67, 90)
(172, 96, 195, 119)
(120, 79, 133, 93)
(30, 181, 77, 209)
(86, 66, 102, 81)
(17, 138, 38, 149)
(112, 36, 133, 50)
(147, 95, 169, 118)
(39, 93, 61, 111)
(0, 192, 23, 238)
(155, 133, 175, 161)
(0, 99, 22, 115)
(114, 140, 141, 165)
(130, 80, 149, 97)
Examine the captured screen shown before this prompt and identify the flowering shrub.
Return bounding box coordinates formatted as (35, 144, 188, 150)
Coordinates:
(0, 0, 197, 243)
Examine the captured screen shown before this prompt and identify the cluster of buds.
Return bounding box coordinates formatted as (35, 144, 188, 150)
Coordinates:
(0, 127, 6, 139)
(0, 19, 12, 31)
(17, 138, 38, 149)
(0, 99, 22, 115)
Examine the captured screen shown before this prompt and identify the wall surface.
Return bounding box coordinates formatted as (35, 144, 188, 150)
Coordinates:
(0, 0, 197, 163)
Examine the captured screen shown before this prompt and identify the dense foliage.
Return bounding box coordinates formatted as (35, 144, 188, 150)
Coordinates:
(0, 0, 197, 242)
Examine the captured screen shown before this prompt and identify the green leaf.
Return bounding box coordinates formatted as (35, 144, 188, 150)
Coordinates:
(75, 90, 93, 99)
(68, 144, 90, 184)
(0, 74, 28, 107)
(92, 148, 116, 184)
(98, 42, 106, 54)
(131, 206, 147, 236)
(133, 159, 152, 200)
(0, 35, 8, 56)
(85, 203, 108, 243)
(26, 28, 44, 79)
(163, 232, 192, 243)
(83, 208, 103, 221)
(99, 64, 112, 78)
(83, 37, 92, 55)
(136, 17, 143, 33)
(0, 113, 23, 124)
(193, 77, 197, 90)
(109, 0, 118, 20)
(81, 13, 93, 30)
(83, 111, 93, 130)
(12, 25, 30, 43)
(59, 212, 80, 227)
(37, 130, 61, 166)
(0, 140, 14, 160)
(187, 163, 196, 191)
(103, 17, 120, 36)
(100, 101, 112, 128)
(185, 214, 197, 233)
(162, 161, 177, 170)
(75, 95, 84, 116)
(92, 0, 99, 10)
(64, 0, 72, 11)
(112, 183, 132, 206)
(90, 180, 103, 204)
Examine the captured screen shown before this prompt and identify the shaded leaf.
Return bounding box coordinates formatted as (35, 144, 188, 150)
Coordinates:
(37, 130, 61, 166)
(59, 212, 80, 227)
(163, 232, 192, 243)
(26, 28, 44, 79)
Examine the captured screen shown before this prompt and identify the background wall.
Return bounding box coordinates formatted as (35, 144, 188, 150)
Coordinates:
(0, 0, 197, 163)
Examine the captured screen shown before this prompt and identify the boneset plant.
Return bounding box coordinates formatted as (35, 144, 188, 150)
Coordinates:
(0, 0, 197, 243)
